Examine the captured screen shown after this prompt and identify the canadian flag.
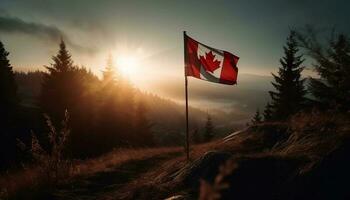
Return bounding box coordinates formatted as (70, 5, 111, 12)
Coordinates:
(184, 33, 239, 85)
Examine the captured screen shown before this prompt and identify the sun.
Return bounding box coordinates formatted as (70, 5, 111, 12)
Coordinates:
(116, 55, 138, 77)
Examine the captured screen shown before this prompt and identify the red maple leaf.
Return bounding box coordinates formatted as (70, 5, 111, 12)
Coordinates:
(200, 51, 221, 73)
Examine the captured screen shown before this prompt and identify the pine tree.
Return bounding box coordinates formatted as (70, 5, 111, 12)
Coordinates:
(96, 55, 122, 150)
(251, 109, 262, 125)
(0, 41, 18, 120)
(269, 31, 306, 120)
(114, 56, 136, 143)
(297, 28, 350, 111)
(307, 34, 350, 111)
(48, 39, 74, 73)
(100, 55, 118, 105)
(40, 39, 75, 122)
(134, 101, 154, 146)
(97, 55, 136, 149)
(263, 103, 272, 121)
(102, 54, 119, 87)
(0, 40, 19, 168)
(203, 114, 214, 142)
(191, 127, 201, 144)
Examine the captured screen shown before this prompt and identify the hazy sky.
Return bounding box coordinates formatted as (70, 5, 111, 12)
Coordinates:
(1, 0, 349, 111)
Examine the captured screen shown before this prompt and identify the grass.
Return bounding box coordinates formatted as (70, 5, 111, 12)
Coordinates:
(0, 146, 183, 199)
(54, 150, 182, 200)
(1, 111, 350, 199)
(73, 147, 183, 177)
(109, 111, 350, 199)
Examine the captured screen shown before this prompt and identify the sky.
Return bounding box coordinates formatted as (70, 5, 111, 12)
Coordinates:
(0, 0, 349, 112)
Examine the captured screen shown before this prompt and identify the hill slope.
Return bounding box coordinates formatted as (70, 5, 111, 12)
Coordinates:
(2, 111, 349, 200)
(113, 111, 350, 199)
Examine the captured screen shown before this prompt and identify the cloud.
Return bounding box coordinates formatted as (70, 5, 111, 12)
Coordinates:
(0, 15, 96, 54)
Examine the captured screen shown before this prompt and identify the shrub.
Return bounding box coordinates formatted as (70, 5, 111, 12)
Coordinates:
(20, 110, 73, 186)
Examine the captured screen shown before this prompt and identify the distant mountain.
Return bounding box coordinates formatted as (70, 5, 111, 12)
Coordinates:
(14, 71, 273, 137)
(14, 71, 247, 146)
(136, 73, 274, 143)
(141, 73, 273, 118)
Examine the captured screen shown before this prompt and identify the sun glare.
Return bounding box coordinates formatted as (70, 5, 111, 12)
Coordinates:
(117, 55, 138, 77)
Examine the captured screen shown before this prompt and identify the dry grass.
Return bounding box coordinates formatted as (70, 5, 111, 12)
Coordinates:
(73, 146, 183, 176)
(273, 111, 350, 158)
(0, 111, 72, 199)
(2, 111, 349, 199)
(112, 112, 350, 199)
(195, 111, 350, 200)
(0, 166, 40, 199)
(111, 131, 279, 199)
(0, 146, 183, 199)
(110, 140, 236, 199)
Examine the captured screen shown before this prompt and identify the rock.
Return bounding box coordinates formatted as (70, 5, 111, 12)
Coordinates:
(173, 151, 232, 189)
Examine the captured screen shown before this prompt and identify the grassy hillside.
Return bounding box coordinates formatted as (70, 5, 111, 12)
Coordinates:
(1, 111, 349, 199)
(112, 111, 350, 199)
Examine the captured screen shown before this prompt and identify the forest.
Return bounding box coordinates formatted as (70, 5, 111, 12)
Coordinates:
(1, 39, 235, 168)
(0, 26, 350, 199)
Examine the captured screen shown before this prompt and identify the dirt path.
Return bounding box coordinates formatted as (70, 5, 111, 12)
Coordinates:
(50, 151, 181, 200)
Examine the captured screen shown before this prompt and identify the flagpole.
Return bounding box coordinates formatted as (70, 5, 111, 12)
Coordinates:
(184, 31, 190, 162)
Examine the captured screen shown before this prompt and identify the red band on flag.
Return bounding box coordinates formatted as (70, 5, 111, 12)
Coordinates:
(185, 35, 200, 78)
(220, 51, 239, 85)
(184, 33, 239, 85)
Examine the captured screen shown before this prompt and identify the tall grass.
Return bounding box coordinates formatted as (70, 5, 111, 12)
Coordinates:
(0, 111, 72, 199)
(0, 119, 182, 199)
(272, 110, 348, 159)
(30, 110, 73, 185)
(115, 111, 350, 199)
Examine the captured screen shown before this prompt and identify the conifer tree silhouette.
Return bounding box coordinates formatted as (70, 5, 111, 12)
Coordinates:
(203, 114, 214, 142)
(251, 109, 262, 125)
(299, 32, 350, 111)
(40, 39, 75, 122)
(102, 54, 118, 87)
(40, 40, 102, 157)
(268, 31, 306, 120)
(0, 41, 18, 122)
(96, 55, 124, 150)
(134, 101, 154, 146)
(263, 102, 272, 121)
(0, 40, 19, 168)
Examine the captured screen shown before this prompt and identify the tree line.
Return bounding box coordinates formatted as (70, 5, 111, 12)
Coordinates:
(251, 29, 350, 124)
(2, 28, 348, 169)
(0, 40, 155, 168)
(0, 38, 218, 170)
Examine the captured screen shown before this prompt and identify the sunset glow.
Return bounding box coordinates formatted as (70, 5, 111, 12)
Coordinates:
(1, 1, 350, 199)
(116, 55, 139, 77)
